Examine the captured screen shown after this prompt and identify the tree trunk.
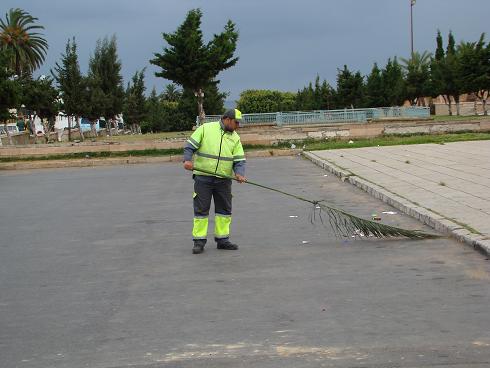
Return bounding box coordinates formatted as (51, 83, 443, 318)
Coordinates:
(105, 119, 112, 137)
(76, 116, 84, 142)
(22, 115, 28, 134)
(29, 115, 35, 137)
(112, 118, 119, 136)
(91, 121, 97, 138)
(196, 88, 205, 125)
(476, 90, 487, 116)
(4, 122, 13, 145)
(482, 90, 489, 116)
(454, 95, 460, 116)
(443, 95, 452, 116)
(67, 115, 72, 141)
(42, 119, 49, 143)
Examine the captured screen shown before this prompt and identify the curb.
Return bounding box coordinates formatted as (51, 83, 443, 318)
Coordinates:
(302, 151, 490, 256)
(0, 149, 301, 171)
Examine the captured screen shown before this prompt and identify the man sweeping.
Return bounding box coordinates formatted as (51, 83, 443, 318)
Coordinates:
(183, 109, 247, 254)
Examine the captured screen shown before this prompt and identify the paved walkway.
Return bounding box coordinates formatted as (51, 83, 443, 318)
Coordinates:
(305, 140, 490, 255)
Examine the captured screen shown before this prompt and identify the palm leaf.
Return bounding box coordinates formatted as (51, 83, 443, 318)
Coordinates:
(192, 166, 439, 239)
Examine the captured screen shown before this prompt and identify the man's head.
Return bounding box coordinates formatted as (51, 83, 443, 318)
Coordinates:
(222, 109, 243, 132)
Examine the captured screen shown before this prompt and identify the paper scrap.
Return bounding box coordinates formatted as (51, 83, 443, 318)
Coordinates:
(382, 211, 397, 215)
(289, 215, 298, 218)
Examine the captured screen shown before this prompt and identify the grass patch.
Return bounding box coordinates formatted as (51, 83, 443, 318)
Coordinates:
(432, 115, 490, 122)
(304, 132, 490, 151)
(0, 148, 184, 163)
(95, 131, 193, 142)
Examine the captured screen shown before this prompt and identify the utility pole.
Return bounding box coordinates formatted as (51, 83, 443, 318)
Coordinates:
(410, 0, 416, 55)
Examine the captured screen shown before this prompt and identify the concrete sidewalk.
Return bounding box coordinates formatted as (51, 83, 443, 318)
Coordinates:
(304, 140, 490, 255)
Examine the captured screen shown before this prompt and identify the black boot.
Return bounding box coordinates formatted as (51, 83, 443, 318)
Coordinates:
(216, 239, 238, 250)
(192, 240, 206, 254)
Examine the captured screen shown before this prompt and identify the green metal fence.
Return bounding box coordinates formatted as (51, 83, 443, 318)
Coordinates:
(197, 107, 430, 127)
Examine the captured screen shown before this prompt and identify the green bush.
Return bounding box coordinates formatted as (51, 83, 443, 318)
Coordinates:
(237, 89, 297, 113)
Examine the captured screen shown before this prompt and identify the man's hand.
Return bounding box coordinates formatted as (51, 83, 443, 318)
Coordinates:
(235, 174, 246, 183)
(184, 161, 193, 171)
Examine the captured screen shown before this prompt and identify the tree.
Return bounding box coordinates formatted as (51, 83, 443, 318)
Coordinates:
(88, 36, 124, 136)
(52, 38, 85, 141)
(151, 8, 238, 123)
(365, 63, 385, 107)
(0, 8, 48, 77)
(237, 89, 295, 113)
(401, 51, 432, 105)
(431, 31, 463, 115)
(0, 49, 21, 145)
(335, 65, 366, 108)
(381, 57, 406, 106)
(458, 34, 490, 115)
(319, 80, 335, 110)
(162, 83, 182, 102)
(295, 82, 315, 110)
(79, 74, 107, 137)
(144, 87, 162, 133)
(123, 69, 147, 134)
(201, 81, 227, 115)
(21, 76, 59, 142)
(295, 77, 335, 110)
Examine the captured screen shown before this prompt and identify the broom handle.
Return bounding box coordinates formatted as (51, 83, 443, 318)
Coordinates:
(192, 167, 316, 205)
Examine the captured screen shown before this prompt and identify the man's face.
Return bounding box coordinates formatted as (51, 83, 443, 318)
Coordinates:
(224, 117, 239, 132)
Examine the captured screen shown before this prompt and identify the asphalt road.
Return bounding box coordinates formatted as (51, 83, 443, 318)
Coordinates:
(1, 157, 489, 368)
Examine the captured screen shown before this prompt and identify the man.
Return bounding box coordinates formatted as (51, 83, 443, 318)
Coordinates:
(183, 109, 246, 254)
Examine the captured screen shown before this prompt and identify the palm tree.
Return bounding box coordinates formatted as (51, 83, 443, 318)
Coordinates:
(0, 8, 48, 76)
(400, 51, 433, 105)
(162, 83, 182, 102)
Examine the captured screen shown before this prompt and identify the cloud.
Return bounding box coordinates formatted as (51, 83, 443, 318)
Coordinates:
(3, 0, 489, 99)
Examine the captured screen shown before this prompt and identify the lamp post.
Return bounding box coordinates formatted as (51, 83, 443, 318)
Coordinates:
(410, 0, 416, 55)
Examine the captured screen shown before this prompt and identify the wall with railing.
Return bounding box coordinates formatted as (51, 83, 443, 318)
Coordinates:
(196, 107, 430, 127)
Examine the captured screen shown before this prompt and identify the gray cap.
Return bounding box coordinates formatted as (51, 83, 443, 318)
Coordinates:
(222, 108, 243, 124)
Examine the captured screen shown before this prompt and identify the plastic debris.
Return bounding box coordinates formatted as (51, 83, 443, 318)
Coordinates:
(301, 240, 309, 244)
(323, 174, 328, 177)
(382, 211, 397, 215)
(371, 213, 381, 221)
(348, 140, 354, 144)
(352, 229, 366, 237)
(291, 143, 296, 149)
(289, 215, 298, 218)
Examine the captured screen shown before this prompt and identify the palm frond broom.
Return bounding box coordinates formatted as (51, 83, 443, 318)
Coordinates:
(193, 167, 439, 239)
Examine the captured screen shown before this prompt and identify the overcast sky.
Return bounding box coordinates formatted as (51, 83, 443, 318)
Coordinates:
(3, 0, 489, 101)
